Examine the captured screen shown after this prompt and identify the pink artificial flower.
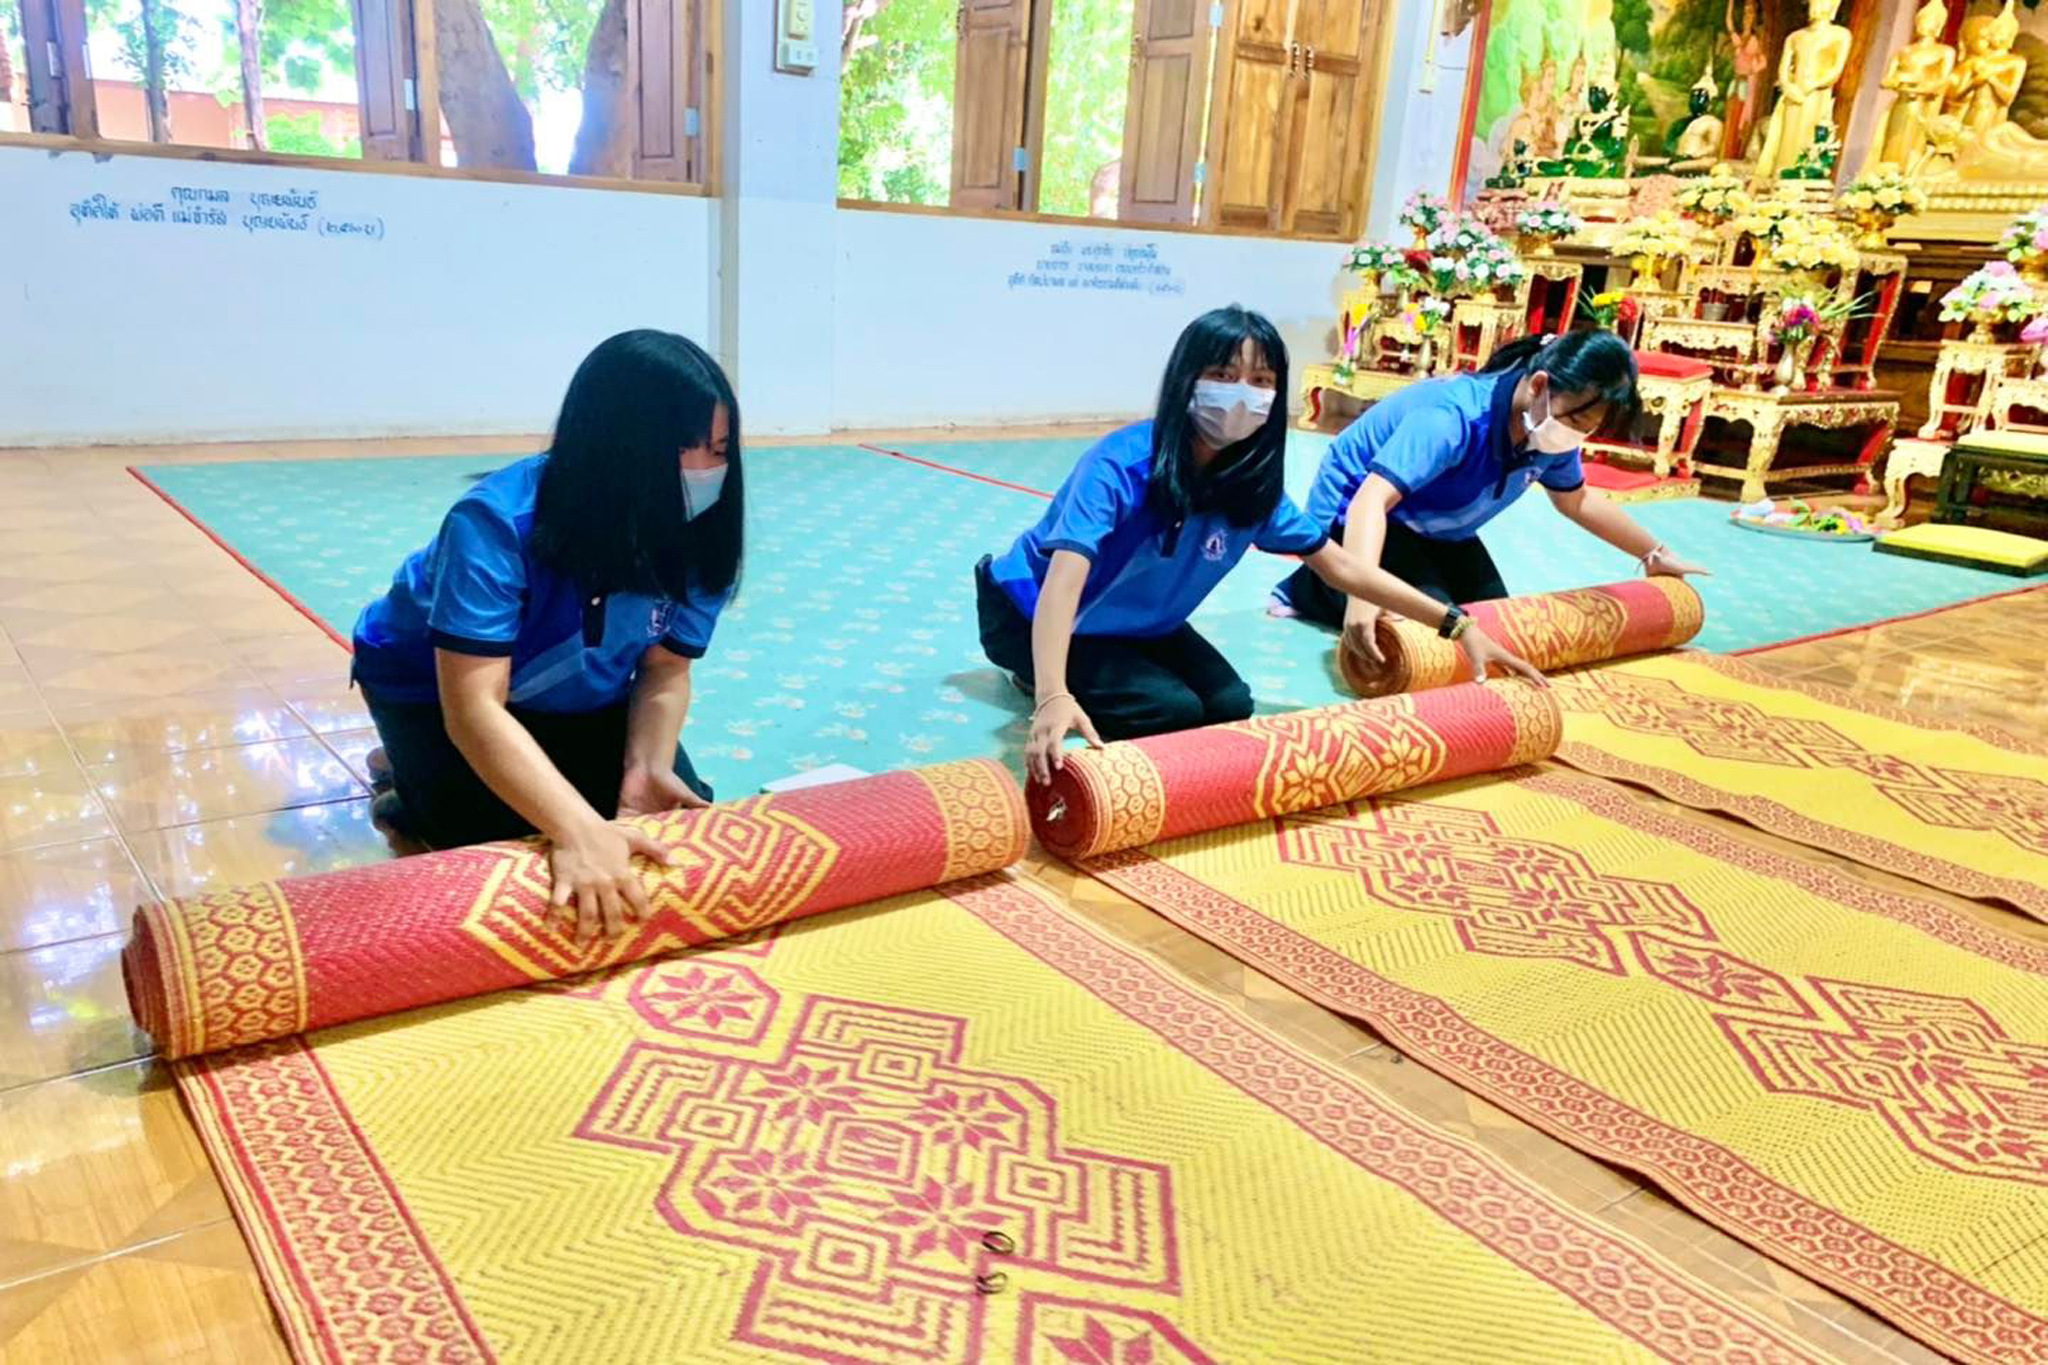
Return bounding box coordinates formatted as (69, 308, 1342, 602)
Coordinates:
(2023, 316, 2048, 345)
(1986, 261, 2020, 278)
(2031, 226, 2048, 251)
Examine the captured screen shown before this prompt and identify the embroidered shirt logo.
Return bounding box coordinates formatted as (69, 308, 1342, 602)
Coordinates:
(1202, 531, 1229, 562)
(648, 603, 675, 639)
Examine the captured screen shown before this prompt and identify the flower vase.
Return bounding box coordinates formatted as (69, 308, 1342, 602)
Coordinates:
(1772, 344, 1800, 393)
(2021, 255, 2048, 285)
(1851, 209, 1894, 251)
(1416, 337, 1436, 375)
(1969, 316, 1998, 345)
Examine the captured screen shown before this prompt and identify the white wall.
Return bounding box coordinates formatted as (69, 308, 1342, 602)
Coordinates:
(831, 208, 1348, 430)
(1, 146, 716, 446)
(1368, 5, 1472, 233)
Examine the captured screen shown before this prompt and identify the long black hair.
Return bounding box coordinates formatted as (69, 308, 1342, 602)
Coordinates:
(1149, 306, 1290, 529)
(530, 330, 742, 603)
(1480, 327, 1640, 437)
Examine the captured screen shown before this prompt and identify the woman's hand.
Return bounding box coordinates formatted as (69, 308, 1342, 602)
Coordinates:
(1643, 546, 1711, 579)
(1461, 625, 1549, 688)
(548, 819, 675, 941)
(1026, 694, 1104, 787)
(1341, 600, 1386, 663)
(618, 763, 710, 818)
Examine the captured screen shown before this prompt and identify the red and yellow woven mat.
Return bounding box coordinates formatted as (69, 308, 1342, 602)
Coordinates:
(1553, 653, 2048, 920)
(1030, 679, 1562, 859)
(124, 760, 1026, 1057)
(175, 873, 1819, 1363)
(1337, 578, 1704, 698)
(1081, 767, 2048, 1363)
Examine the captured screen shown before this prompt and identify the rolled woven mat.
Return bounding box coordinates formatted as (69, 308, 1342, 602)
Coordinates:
(124, 758, 1026, 1059)
(1030, 679, 1562, 860)
(1337, 577, 1704, 698)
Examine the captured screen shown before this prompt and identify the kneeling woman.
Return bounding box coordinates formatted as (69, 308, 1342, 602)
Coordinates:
(353, 330, 740, 935)
(1273, 329, 1706, 659)
(977, 305, 1543, 784)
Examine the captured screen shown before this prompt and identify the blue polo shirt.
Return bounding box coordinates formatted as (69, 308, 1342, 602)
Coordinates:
(989, 420, 1327, 638)
(351, 455, 728, 711)
(1304, 368, 1585, 541)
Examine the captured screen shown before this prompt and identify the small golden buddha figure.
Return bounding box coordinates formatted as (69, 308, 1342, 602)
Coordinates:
(1947, 0, 2026, 139)
(1753, 0, 1853, 180)
(1867, 0, 1959, 177)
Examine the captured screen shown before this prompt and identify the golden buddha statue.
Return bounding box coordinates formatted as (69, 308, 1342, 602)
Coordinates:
(1948, 0, 2026, 138)
(1946, 0, 2048, 181)
(1753, 0, 1853, 180)
(1866, 0, 1958, 177)
(1556, 54, 1591, 156)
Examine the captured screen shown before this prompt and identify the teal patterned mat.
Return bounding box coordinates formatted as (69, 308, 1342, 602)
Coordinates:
(139, 436, 2014, 793)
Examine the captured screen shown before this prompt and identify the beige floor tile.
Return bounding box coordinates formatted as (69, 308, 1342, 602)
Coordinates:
(0, 1220, 289, 1363)
(87, 736, 368, 835)
(0, 773, 116, 856)
(125, 798, 395, 901)
(0, 1061, 227, 1289)
(52, 689, 312, 767)
(0, 840, 152, 953)
(0, 934, 150, 1089)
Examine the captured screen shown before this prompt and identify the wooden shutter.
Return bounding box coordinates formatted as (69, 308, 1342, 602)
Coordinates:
(951, 0, 1032, 209)
(20, 0, 97, 136)
(1119, 0, 1213, 224)
(351, 0, 421, 160)
(633, 0, 701, 181)
(1202, 0, 1291, 231)
(1278, 0, 1378, 237)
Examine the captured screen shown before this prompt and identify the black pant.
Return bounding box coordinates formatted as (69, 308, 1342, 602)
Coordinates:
(975, 557, 1253, 741)
(1279, 518, 1509, 629)
(362, 690, 712, 849)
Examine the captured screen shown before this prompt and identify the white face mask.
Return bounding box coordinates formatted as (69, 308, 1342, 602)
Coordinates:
(1188, 379, 1275, 447)
(680, 463, 727, 520)
(1525, 386, 1589, 455)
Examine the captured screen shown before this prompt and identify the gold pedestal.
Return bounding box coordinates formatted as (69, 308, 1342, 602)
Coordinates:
(1298, 364, 1415, 430)
(1695, 388, 1903, 504)
(1918, 339, 2036, 438)
(1878, 438, 1951, 527)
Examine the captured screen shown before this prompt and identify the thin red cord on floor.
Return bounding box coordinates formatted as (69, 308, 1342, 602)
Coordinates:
(854, 443, 1054, 499)
(127, 466, 355, 652)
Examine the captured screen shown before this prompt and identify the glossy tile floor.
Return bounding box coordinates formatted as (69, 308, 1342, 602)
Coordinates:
(2, 437, 2043, 1361)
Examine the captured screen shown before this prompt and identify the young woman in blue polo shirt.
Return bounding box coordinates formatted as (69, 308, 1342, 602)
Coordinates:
(353, 330, 739, 937)
(1273, 329, 1706, 660)
(978, 306, 1545, 784)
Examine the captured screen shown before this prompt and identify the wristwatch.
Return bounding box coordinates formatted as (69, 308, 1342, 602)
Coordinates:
(1437, 605, 1472, 641)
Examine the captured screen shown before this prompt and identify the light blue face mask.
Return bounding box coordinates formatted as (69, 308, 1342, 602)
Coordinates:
(681, 464, 727, 520)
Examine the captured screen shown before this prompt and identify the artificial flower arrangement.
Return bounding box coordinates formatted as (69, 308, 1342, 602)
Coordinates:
(1399, 191, 1451, 238)
(1675, 167, 1752, 225)
(1939, 261, 2045, 338)
(1995, 205, 2048, 275)
(1578, 289, 1642, 334)
(1403, 295, 1454, 335)
(1514, 202, 1583, 240)
(1727, 196, 1804, 245)
(1769, 290, 1860, 348)
(1837, 168, 1927, 219)
(1347, 241, 1410, 276)
(1762, 218, 1860, 276)
(1611, 211, 1702, 275)
(1425, 214, 1501, 257)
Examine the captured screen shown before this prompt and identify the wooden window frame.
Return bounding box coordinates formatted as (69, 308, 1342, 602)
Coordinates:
(838, 0, 1400, 245)
(0, 0, 719, 195)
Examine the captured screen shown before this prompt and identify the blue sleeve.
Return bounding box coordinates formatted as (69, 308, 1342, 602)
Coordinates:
(1369, 407, 1469, 499)
(660, 587, 730, 659)
(1537, 450, 1587, 493)
(1305, 422, 1373, 526)
(425, 497, 527, 656)
(1042, 442, 1139, 561)
(1253, 493, 1331, 556)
